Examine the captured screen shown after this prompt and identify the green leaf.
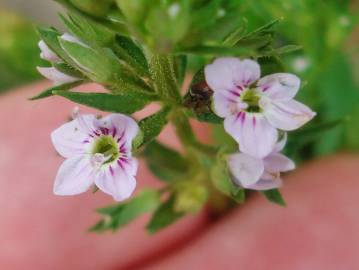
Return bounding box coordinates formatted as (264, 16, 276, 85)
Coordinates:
(53, 90, 157, 114)
(143, 141, 188, 182)
(90, 189, 161, 232)
(113, 35, 149, 77)
(273, 44, 302, 55)
(146, 196, 184, 234)
(29, 81, 84, 100)
(262, 189, 286, 206)
(138, 107, 170, 147)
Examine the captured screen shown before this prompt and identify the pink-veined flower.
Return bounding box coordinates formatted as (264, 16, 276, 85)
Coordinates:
(51, 109, 139, 201)
(37, 33, 80, 85)
(205, 57, 316, 158)
(228, 134, 294, 190)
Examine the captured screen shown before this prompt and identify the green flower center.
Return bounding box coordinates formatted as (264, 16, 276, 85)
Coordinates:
(92, 136, 119, 164)
(241, 89, 261, 113)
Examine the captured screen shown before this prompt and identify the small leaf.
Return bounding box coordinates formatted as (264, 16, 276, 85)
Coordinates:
(114, 35, 149, 76)
(143, 141, 188, 182)
(138, 107, 170, 147)
(90, 189, 161, 232)
(53, 91, 157, 114)
(262, 189, 286, 206)
(274, 44, 302, 55)
(29, 81, 84, 100)
(146, 196, 184, 234)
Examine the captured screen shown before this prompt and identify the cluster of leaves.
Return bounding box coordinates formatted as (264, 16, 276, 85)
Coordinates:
(32, 0, 358, 233)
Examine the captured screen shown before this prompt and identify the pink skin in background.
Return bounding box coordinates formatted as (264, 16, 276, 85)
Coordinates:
(0, 82, 358, 270)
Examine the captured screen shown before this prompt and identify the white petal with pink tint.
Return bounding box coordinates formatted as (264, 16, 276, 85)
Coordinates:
(37, 67, 79, 86)
(95, 167, 136, 201)
(205, 57, 260, 91)
(54, 155, 94, 196)
(257, 73, 300, 101)
(264, 153, 295, 173)
(38, 40, 61, 63)
(260, 98, 316, 131)
(51, 114, 96, 158)
(228, 153, 264, 187)
(224, 113, 278, 158)
(246, 177, 283, 190)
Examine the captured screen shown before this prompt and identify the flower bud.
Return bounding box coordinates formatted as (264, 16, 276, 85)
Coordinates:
(115, 0, 150, 25)
(174, 182, 208, 214)
(69, 0, 113, 17)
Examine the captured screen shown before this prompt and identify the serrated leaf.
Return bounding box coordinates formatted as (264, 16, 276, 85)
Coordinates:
(262, 189, 286, 206)
(146, 196, 184, 234)
(53, 90, 157, 114)
(114, 35, 149, 76)
(29, 81, 84, 100)
(90, 189, 161, 232)
(143, 141, 188, 182)
(138, 107, 170, 147)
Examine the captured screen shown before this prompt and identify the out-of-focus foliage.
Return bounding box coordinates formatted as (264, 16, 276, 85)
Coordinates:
(0, 9, 42, 92)
(238, 0, 359, 157)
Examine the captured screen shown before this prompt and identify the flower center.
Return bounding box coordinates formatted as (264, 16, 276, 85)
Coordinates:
(241, 89, 261, 113)
(92, 136, 119, 164)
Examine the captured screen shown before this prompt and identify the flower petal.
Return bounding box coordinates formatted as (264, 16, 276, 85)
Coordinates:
(51, 114, 96, 158)
(38, 40, 61, 63)
(37, 67, 79, 86)
(264, 153, 295, 173)
(246, 177, 283, 191)
(257, 73, 300, 101)
(261, 98, 316, 131)
(95, 114, 139, 147)
(53, 155, 94, 196)
(228, 153, 264, 188)
(205, 57, 260, 91)
(212, 92, 247, 118)
(95, 166, 136, 201)
(273, 133, 287, 153)
(224, 113, 278, 158)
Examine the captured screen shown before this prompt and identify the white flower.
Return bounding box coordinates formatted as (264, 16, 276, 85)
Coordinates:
(205, 57, 316, 158)
(228, 134, 295, 190)
(51, 109, 139, 201)
(37, 33, 81, 85)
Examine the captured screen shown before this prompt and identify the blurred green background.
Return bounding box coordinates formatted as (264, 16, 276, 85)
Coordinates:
(0, 0, 358, 156)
